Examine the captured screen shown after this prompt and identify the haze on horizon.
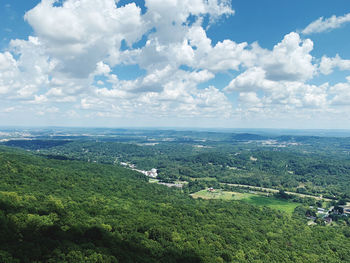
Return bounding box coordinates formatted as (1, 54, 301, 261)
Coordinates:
(1, 0, 350, 129)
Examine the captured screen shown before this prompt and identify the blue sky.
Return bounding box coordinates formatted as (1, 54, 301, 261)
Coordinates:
(1, 0, 350, 128)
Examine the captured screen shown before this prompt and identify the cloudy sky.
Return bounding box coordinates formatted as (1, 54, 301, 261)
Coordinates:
(1, 0, 350, 129)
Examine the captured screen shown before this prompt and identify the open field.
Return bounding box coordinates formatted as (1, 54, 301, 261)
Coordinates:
(191, 189, 299, 214)
(149, 178, 159, 183)
(189, 177, 217, 181)
(191, 190, 256, 200)
(224, 183, 333, 201)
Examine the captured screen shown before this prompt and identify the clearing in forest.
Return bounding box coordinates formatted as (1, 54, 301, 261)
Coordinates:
(191, 189, 299, 214)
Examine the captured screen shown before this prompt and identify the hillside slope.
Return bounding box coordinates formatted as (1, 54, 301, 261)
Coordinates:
(0, 147, 349, 262)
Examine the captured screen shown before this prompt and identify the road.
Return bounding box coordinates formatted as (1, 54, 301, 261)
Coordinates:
(123, 162, 335, 202)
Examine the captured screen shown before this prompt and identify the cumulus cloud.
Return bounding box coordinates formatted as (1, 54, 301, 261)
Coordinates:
(257, 32, 316, 81)
(302, 13, 350, 35)
(24, 0, 147, 78)
(225, 67, 272, 92)
(224, 32, 321, 111)
(21, 0, 234, 81)
(2, 0, 350, 126)
(320, 55, 350, 75)
(224, 32, 328, 112)
(7, 0, 235, 121)
(330, 76, 350, 105)
(86, 83, 231, 119)
(238, 92, 262, 106)
(186, 26, 254, 72)
(144, 0, 234, 37)
(0, 52, 17, 71)
(89, 65, 224, 118)
(233, 81, 329, 124)
(225, 32, 316, 94)
(0, 37, 52, 100)
(0, 52, 18, 95)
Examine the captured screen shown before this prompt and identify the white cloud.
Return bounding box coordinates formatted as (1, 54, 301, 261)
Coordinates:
(0, 52, 18, 95)
(83, 65, 228, 119)
(30, 94, 48, 104)
(14, 0, 236, 124)
(0, 37, 52, 99)
(225, 32, 316, 96)
(95, 62, 111, 76)
(21, 0, 232, 80)
(302, 13, 350, 35)
(301, 83, 328, 108)
(257, 32, 315, 81)
(330, 76, 350, 105)
(145, 0, 233, 35)
(0, 52, 17, 71)
(225, 67, 272, 92)
(46, 106, 59, 113)
(24, 0, 148, 78)
(225, 42, 327, 111)
(86, 84, 232, 119)
(238, 92, 262, 106)
(3, 0, 350, 127)
(187, 26, 253, 72)
(232, 81, 330, 125)
(320, 55, 350, 75)
(225, 32, 316, 90)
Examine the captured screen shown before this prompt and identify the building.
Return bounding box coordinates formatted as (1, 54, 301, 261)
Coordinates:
(324, 217, 332, 224)
(146, 168, 158, 178)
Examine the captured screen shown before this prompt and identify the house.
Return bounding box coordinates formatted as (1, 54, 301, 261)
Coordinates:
(339, 206, 350, 215)
(208, 187, 215, 192)
(146, 168, 158, 178)
(324, 217, 332, 224)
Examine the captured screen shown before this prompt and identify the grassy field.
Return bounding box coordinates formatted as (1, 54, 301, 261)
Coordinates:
(189, 177, 217, 181)
(191, 190, 299, 214)
(191, 190, 253, 200)
(149, 178, 159, 183)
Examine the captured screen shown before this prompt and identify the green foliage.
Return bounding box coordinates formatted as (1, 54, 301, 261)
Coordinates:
(0, 147, 350, 262)
(22, 136, 350, 199)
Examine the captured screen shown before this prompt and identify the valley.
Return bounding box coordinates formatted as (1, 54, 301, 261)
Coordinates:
(1, 127, 350, 262)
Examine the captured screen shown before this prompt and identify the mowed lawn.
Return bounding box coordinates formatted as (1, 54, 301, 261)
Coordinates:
(191, 190, 299, 214)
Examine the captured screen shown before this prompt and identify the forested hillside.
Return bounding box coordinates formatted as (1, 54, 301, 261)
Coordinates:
(1, 146, 350, 262)
(21, 138, 350, 198)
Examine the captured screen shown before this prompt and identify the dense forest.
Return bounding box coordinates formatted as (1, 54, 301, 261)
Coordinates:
(1, 146, 350, 262)
(14, 136, 350, 199)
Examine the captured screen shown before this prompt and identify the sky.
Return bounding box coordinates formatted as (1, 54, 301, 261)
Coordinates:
(1, 0, 350, 129)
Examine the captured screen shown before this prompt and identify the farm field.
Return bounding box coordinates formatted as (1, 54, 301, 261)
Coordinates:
(225, 183, 332, 201)
(191, 189, 299, 214)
